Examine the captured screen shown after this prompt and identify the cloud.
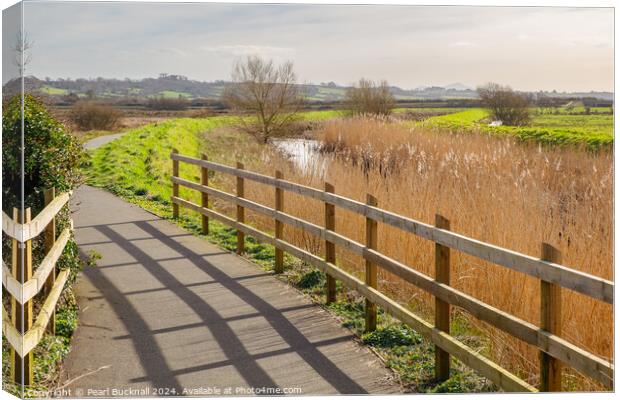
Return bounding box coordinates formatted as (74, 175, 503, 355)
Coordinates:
(449, 41, 477, 48)
(149, 47, 187, 57)
(200, 44, 295, 58)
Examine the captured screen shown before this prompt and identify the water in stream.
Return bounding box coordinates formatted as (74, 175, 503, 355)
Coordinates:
(272, 138, 327, 176)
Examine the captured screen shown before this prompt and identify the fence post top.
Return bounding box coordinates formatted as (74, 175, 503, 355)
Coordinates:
(171, 148, 178, 154)
(541, 243, 562, 263)
(275, 170, 283, 179)
(236, 161, 244, 169)
(366, 194, 378, 206)
(435, 214, 450, 229)
(201, 153, 208, 160)
(324, 182, 334, 192)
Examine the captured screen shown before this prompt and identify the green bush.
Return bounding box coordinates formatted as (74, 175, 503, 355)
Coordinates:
(2, 94, 85, 210)
(2, 94, 85, 392)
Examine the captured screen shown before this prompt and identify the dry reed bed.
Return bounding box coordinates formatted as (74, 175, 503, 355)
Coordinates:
(199, 119, 612, 389)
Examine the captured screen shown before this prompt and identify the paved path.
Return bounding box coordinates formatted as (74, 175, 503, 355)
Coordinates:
(61, 184, 400, 395)
(83, 133, 126, 150)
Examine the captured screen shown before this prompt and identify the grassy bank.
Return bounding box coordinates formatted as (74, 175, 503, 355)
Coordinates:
(417, 109, 613, 147)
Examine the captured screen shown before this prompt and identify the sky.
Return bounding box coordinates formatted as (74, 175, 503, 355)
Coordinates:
(3, 2, 615, 91)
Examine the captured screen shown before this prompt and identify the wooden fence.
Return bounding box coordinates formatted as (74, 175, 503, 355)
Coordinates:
(171, 150, 614, 392)
(2, 189, 72, 386)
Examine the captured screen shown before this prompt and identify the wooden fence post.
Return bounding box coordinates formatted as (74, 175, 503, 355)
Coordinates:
(274, 170, 284, 273)
(11, 208, 33, 386)
(44, 188, 56, 335)
(365, 194, 378, 332)
(434, 214, 451, 381)
(324, 182, 336, 304)
(201, 154, 209, 235)
(172, 148, 179, 219)
(236, 162, 245, 254)
(540, 243, 562, 392)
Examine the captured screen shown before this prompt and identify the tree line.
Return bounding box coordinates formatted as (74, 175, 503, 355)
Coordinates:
(222, 56, 536, 143)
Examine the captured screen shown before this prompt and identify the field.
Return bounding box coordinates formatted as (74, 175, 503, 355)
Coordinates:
(151, 90, 194, 98)
(84, 111, 613, 391)
(40, 85, 70, 95)
(417, 108, 613, 147)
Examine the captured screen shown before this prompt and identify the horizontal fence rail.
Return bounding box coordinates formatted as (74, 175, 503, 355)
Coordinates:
(1, 189, 72, 385)
(171, 152, 614, 392)
(1, 191, 71, 243)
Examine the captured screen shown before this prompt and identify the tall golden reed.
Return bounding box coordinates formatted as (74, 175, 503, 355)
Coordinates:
(201, 117, 612, 389)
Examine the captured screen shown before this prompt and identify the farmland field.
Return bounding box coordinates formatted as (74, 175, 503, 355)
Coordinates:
(40, 85, 70, 95)
(416, 108, 613, 147)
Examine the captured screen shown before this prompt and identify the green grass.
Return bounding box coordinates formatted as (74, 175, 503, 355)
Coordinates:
(39, 85, 69, 95)
(154, 90, 193, 99)
(418, 108, 613, 148)
(84, 117, 499, 392)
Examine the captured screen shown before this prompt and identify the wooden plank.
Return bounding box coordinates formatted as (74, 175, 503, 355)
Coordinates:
(44, 188, 57, 334)
(201, 154, 209, 235)
(172, 149, 179, 219)
(2, 210, 24, 242)
(170, 196, 536, 393)
(23, 268, 71, 357)
(171, 153, 612, 303)
(236, 162, 245, 254)
(11, 208, 33, 385)
(434, 214, 451, 381)
(27, 191, 70, 242)
(324, 182, 337, 304)
(171, 179, 614, 387)
(365, 194, 378, 333)
(540, 243, 563, 392)
(2, 228, 71, 304)
(2, 304, 23, 357)
(274, 170, 284, 273)
(2, 268, 70, 359)
(2, 192, 70, 243)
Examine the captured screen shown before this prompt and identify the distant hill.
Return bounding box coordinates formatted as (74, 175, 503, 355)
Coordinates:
(444, 82, 473, 91)
(2, 74, 613, 102)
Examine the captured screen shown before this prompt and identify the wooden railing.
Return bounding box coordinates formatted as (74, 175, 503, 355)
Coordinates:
(2, 189, 72, 386)
(171, 150, 614, 392)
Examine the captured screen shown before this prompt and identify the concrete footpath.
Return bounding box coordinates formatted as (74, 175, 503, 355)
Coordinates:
(60, 184, 401, 395)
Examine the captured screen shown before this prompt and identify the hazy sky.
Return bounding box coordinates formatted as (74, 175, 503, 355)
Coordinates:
(7, 2, 615, 91)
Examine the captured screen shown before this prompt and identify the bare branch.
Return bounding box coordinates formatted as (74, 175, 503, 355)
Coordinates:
(222, 55, 305, 143)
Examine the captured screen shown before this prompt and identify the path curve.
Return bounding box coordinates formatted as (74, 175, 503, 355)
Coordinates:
(83, 132, 126, 150)
(60, 135, 401, 395)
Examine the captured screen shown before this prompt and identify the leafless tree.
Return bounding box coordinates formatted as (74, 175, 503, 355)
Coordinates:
(477, 83, 531, 126)
(222, 56, 304, 143)
(345, 78, 395, 116)
(13, 30, 33, 76)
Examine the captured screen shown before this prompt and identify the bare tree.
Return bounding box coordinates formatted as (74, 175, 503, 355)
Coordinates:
(477, 83, 531, 126)
(345, 78, 395, 116)
(222, 56, 304, 143)
(13, 30, 33, 76)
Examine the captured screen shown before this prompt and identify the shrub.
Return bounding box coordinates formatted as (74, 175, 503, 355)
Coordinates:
(3, 94, 85, 209)
(69, 100, 122, 130)
(345, 78, 395, 116)
(146, 96, 189, 110)
(477, 83, 531, 126)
